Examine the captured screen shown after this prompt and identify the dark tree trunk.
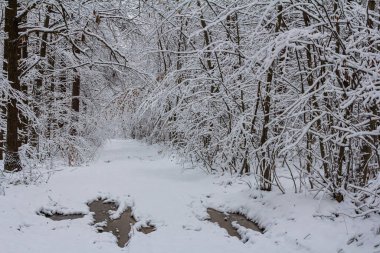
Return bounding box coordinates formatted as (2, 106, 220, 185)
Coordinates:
(4, 0, 22, 171)
(197, 0, 217, 93)
(18, 11, 28, 146)
(359, 0, 379, 186)
(68, 71, 80, 166)
(58, 60, 67, 129)
(0, 101, 4, 161)
(47, 51, 55, 140)
(0, 16, 9, 161)
(70, 70, 80, 136)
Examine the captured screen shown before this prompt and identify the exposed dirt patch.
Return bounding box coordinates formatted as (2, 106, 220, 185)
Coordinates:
(41, 199, 155, 247)
(88, 199, 155, 247)
(42, 212, 85, 221)
(207, 208, 263, 240)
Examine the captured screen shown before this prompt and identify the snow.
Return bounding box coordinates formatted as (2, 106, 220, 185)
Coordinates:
(0, 139, 379, 253)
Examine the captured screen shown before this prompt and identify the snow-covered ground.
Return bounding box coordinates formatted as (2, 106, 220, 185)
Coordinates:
(0, 139, 379, 253)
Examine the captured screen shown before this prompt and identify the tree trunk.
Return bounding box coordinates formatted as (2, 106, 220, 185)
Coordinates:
(259, 3, 283, 191)
(359, 0, 379, 185)
(68, 71, 80, 166)
(4, 0, 22, 172)
(31, 9, 51, 149)
(0, 15, 9, 161)
(18, 11, 28, 146)
(71, 74, 80, 115)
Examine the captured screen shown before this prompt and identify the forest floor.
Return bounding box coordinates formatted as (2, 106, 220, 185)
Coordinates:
(0, 139, 379, 253)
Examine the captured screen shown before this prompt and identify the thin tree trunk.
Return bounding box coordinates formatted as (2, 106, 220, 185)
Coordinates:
(68, 71, 80, 166)
(31, 9, 51, 149)
(18, 11, 28, 146)
(259, 3, 283, 191)
(0, 16, 9, 161)
(47, 52, 55, 140)
(359, 0, 379, 185)
(71, 74, 80, 117)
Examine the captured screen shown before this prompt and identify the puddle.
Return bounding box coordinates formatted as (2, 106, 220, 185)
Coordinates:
(139, 225, 156, 234)
(88, 199, 155, 247)
(41, 199, 155, 247)
(207, 208, 263, 239)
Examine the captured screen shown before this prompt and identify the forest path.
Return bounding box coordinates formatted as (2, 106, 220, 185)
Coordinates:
(0, 139, 260, 253)
(1, 139, 377, 253)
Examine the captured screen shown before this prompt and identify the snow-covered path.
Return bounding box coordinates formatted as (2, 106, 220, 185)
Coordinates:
(0, 140, 378, 253)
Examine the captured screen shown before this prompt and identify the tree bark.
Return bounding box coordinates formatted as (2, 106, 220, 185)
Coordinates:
(359, 0, 379, 185)
(18, 10, 28, 146)
(4, 0, 22, 171)
(0, 13, 9, 161)
(68, 71, 80, 166)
